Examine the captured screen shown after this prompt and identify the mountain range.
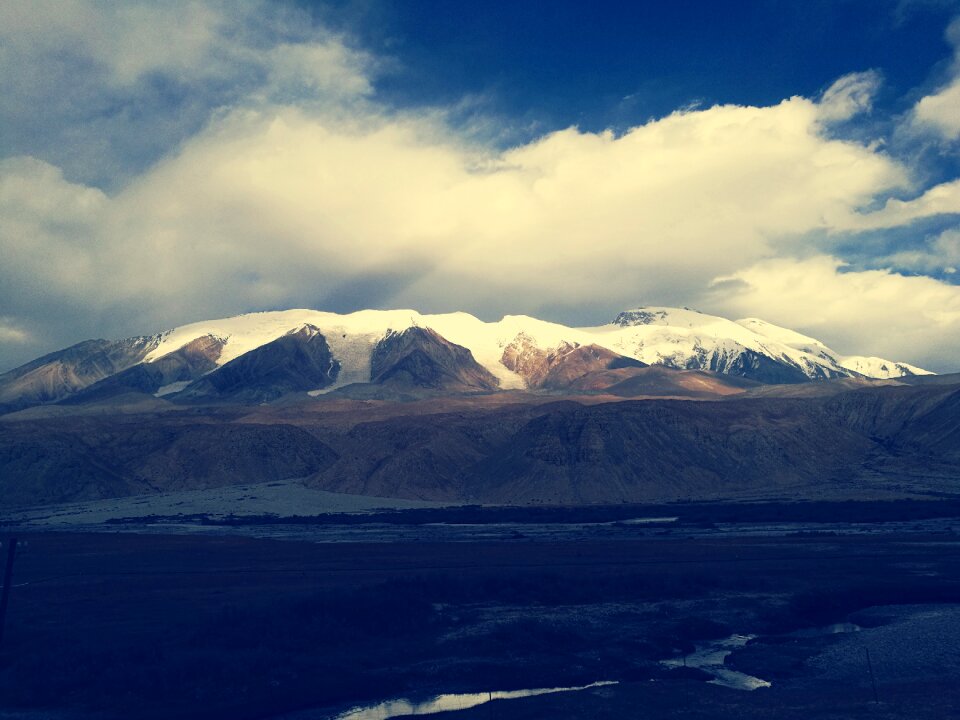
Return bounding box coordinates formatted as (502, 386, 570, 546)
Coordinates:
(1, 306, 954, 510)
(0, 306, 932, 412)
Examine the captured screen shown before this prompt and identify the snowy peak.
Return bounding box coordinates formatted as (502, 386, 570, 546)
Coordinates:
(501, 333, 646, 389)
(839, 356, 934, 380)
(176, 323, 341, 402)
(599, 307, 930, 383)
(0, 306, 935, 410)
(143, 308, 425, 367)
(735, 318, 829, 351)
(614, 308, 670, 327)
(613, 307, 707, 328)
(133, 306, 935, 391)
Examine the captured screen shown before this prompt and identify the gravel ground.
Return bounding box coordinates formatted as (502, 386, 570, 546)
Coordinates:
(807, 604, 960, 684)
(0, 480, 442, 525)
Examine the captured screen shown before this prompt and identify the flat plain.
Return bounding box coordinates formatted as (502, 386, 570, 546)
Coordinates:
(2, 502, 960, 719)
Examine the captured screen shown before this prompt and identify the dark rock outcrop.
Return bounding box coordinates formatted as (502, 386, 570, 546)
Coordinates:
(0, 336, 159, 411)
(501, 333, 646, 390)
(368, 327, 499, 393)
(578, 365, 758, 397)
(177, 325, 340, 403)
(62, 335, 224, 403)
(311, 381, 960, 504)
(694, 348, 812, 384)
(2, 372, 958, 509)
(0, 418, 338, 506)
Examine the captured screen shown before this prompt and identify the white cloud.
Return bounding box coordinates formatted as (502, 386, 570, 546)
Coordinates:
(2, 1, 227, 86)
(0, 90, 914, 366)
(911, 17, 960, 140)
(0, 0, 370, 91)
(707, 255, 960, 371)
(0, 157, 105, 299)
(0, 319, 30, 345)
(879, 227, 960, 274)
(915, 80, 960, 140)
(3, 2, 960, 373)
(0, 0, 374, 187)
(838, 177, 960, 230)
(817, 71, 882, 123)
(265, 43, 375, 101)
(68, 95, 905, 319)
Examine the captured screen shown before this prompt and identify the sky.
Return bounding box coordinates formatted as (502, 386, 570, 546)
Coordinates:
(3, 0, 960, 372)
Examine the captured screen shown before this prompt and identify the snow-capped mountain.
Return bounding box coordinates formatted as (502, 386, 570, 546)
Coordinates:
(141, 305, 930, 386)
(836, 356, 931, 380)
(0, 306, 933, 410)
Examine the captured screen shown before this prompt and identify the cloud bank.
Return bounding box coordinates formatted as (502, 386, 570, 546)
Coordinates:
(912, 18, 960, 140)
(2, 2, 960, 373)
(710, 256, 960, 371)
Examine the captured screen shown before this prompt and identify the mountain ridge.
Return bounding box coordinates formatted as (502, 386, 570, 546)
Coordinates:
(0, 306, 934, 412)
(3, 379, 957, 508)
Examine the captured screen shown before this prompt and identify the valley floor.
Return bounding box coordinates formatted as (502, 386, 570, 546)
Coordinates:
(2, 503, 960, 719)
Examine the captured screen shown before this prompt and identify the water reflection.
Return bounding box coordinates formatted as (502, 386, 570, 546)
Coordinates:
(334, 681, 617, 720)
(661, 623, 863, 691)
(662, 634, 772, 690)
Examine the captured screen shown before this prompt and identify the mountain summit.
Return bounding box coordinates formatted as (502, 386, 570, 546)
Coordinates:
(0, 306, 931, 412)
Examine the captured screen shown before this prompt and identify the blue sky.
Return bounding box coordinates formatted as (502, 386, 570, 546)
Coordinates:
(313, 1, 957, 128)
(2, 0, 960, 371)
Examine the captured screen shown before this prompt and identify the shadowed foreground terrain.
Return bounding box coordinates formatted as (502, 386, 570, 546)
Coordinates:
(2, 507, 960, 719)
(1, 378, 959, 507)
(1, 377, 958, 719)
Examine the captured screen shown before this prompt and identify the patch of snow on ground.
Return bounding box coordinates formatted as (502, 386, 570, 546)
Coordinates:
(154, 380, 191, 397)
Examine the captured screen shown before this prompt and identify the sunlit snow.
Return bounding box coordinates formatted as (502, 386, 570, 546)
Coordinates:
(139, 306, 931, 390)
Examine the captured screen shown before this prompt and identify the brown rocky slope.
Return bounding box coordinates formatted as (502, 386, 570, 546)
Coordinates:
(1, 380, 957, 507)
